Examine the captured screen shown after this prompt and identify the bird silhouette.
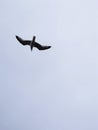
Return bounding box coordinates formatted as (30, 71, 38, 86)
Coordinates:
(16, 35, 51, 51)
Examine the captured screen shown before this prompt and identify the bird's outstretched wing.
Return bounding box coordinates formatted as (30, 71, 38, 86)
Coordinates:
(16, 35, 51, 51)
(16, 35, 30, 45)
(34, 42, 51, 50)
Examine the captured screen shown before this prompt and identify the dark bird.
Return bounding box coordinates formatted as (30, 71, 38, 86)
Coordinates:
(16, 35, 51, 51)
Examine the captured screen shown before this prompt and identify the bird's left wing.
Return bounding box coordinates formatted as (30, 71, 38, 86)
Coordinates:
(16, 35, 30, 45)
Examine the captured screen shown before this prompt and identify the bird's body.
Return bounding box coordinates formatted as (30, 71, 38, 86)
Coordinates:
(16, 35, 51, 51)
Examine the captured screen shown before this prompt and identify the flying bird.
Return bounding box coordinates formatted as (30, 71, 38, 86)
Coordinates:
(16, 35, 51, 51)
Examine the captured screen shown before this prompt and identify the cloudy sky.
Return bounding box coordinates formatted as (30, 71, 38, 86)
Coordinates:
(0, 0, 97, 130)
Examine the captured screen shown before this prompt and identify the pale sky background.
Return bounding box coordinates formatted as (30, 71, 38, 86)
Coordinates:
(0, 0, 97, 130)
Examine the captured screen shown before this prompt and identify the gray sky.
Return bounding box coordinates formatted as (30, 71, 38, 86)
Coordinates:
(0, 0, 97, 130)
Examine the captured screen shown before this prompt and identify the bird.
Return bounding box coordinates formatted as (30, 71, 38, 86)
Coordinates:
(16, 35, 51, 51)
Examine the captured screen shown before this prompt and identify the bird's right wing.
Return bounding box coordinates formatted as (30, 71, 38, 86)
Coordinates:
(16, 35, 30, 45)
(34, 42, 51, 50)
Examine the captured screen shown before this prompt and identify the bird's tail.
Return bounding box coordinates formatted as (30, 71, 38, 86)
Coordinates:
(30, 41, 34, 51)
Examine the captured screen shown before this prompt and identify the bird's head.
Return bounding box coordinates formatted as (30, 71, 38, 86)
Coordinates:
(33, 36, 36, 40)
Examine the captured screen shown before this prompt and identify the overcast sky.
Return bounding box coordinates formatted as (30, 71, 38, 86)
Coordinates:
(0, 0, 97, 130)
